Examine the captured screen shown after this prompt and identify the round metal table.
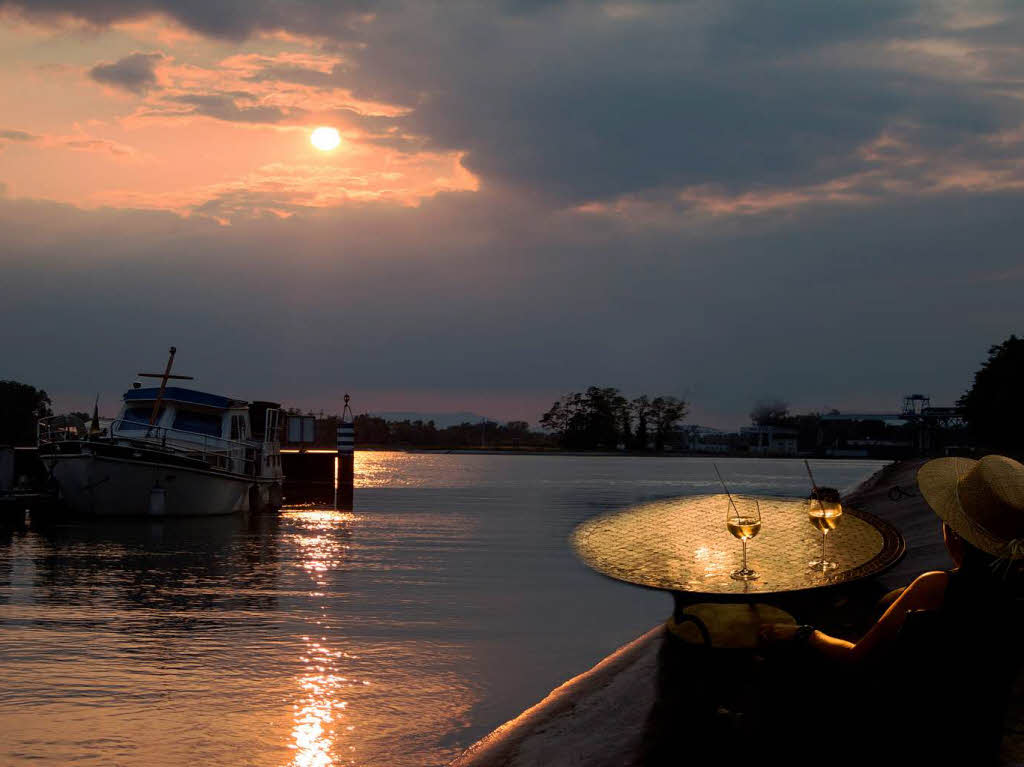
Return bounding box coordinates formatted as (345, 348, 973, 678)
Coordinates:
(572, 494, 905, 647)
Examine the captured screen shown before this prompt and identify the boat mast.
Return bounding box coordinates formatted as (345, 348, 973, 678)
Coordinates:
(138, 346, 194, 425)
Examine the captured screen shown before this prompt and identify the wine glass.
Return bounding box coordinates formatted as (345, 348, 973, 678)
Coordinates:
(808, 488, 843, 571)
(726, 496, 762, 581)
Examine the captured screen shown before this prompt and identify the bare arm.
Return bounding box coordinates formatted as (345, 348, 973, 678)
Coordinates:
(762, 571, 950, 663)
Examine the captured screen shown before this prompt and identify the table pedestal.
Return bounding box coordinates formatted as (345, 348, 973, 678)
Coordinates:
(667, 601, 796, 649)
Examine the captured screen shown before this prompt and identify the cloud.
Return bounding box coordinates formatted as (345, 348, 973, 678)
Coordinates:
(9, 1, 1024, 208)
(174, 92, 293, 123)
(0, 0, 376, 41)
(0, 129, 135, 156)
(0, 128, 38, 141)
(241, 64, 338, 89)
(329, 1, 1024, 205)
(2, 184, 1023, 426)
(3, 0, 1024, 428)
(61, 137, 136, 155)
(89, 51, 164, 94)
(185, 155, 477, 220)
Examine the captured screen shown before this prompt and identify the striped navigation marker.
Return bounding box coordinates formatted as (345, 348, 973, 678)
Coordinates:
(337, 422, 355, 454)
(336, 393, 355, 510)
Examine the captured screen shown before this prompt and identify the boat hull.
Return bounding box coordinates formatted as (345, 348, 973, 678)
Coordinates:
(43, 449, 262, 517)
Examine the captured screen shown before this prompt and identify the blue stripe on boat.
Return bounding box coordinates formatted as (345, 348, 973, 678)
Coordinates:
(124, 387, 237, 409)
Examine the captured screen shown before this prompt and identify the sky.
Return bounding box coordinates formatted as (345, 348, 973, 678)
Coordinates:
(1, 0, 1023, 429)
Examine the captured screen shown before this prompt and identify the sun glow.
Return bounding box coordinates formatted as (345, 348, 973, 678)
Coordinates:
(310, 126, 341, 152)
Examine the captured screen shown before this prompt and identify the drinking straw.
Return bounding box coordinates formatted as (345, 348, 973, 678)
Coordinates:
(804, 459, 828, 513)
(713, 463, 739, 514)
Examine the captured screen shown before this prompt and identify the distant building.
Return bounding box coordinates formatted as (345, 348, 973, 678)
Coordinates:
(816, 412, 910, 457)
(684, 426, 737, 453)
(740, 425, 799, 456)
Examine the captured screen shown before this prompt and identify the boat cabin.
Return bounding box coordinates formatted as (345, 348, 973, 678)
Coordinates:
(117, 387, 250, 441)
(113, 386, 281, 477)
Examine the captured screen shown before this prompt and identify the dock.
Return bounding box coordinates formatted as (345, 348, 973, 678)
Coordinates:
(0, 446, 59, 520)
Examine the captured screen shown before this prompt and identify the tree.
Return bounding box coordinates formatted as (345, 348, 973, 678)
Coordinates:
(631, 395, 652, 450)
(0, 380, 53, 446)
(750, 399, 790, 426)
(959, 334, 1024, 454)
(649, 396, 688, 451)
(541, 388, 629, 449)
(582, 386, 628, 449)
(354, 414, 391, 445)
(540, 393, 586, 447)
(542, 388, 685, 450)
(505, 420, 530, 437)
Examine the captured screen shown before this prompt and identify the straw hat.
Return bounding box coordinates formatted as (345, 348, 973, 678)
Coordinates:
(918, 455, 1024, 560)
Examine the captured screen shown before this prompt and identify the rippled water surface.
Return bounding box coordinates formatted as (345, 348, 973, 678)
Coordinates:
(0, 454, 885, 766)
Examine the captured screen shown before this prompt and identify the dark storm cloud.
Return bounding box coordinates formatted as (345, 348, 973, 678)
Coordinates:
(1, 188, 1022, 424)
(337, 1, 1022, 203)
(89, 52, 163, 94)
(175, 93, 295, 123)
(704, 0, 917, 51)
(0, 0, 376, 40)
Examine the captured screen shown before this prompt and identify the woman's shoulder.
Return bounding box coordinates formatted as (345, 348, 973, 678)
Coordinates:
(900, 570, 952, 611)
(912, 569, 953, 586)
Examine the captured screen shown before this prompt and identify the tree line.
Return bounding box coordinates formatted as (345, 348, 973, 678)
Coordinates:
(959, 334, 1024, 454)
(0, 380, 52, 446)
(351, 415, 553, 449)
(540, 386, 687, 451)
(2, 334, 1021, 454)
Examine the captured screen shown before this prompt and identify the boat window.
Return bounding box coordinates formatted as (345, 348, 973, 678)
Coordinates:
(230, 414, 248, 441)
(118, 406, 163, 431)
(173, 409, 223, 437)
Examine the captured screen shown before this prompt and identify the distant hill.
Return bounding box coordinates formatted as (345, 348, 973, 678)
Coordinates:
(367, 411, 496, 428)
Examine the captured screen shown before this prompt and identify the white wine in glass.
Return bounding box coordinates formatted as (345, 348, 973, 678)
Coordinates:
(727, 517, 763, 540)
(808, 488, 842, 571)
(726, 497, 762, 581)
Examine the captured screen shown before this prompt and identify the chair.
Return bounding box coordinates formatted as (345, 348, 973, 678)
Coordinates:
(871, 606, 1020, 765)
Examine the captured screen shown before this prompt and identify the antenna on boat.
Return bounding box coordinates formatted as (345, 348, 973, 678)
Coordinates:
(90, 394, 101, 435)
(138, 346, 194, 425)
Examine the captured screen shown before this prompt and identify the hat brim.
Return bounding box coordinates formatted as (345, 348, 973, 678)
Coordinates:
(917, 457, 1008, 557)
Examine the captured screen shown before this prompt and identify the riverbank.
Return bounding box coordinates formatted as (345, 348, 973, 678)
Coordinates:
(357, 445, 916, 459)
(450, 459, 1023, 766)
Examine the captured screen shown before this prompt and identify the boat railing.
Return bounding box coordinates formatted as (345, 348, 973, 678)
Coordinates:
(38, 417, 257, 476)
(37, 415, 88, 444)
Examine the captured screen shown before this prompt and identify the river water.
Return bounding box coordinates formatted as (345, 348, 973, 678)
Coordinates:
(0, 454, 885, 766)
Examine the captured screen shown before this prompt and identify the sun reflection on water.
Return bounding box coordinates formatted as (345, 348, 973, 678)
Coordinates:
(354, 451, 472, 488)
(284, 507, 362, 767)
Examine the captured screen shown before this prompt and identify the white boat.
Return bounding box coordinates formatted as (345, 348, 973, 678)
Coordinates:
(37, 355, 284, 517)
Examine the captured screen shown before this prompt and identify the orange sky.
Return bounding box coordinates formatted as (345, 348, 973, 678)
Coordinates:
(4, 8, 1024, 224)
(0, 14, 477, 220)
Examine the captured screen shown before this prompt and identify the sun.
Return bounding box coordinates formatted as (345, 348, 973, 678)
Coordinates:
(310, 126, 341, 151)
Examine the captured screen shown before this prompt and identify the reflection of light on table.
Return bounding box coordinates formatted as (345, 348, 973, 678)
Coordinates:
(692, 543, 732, 586)
(573, 494, 899, 595)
